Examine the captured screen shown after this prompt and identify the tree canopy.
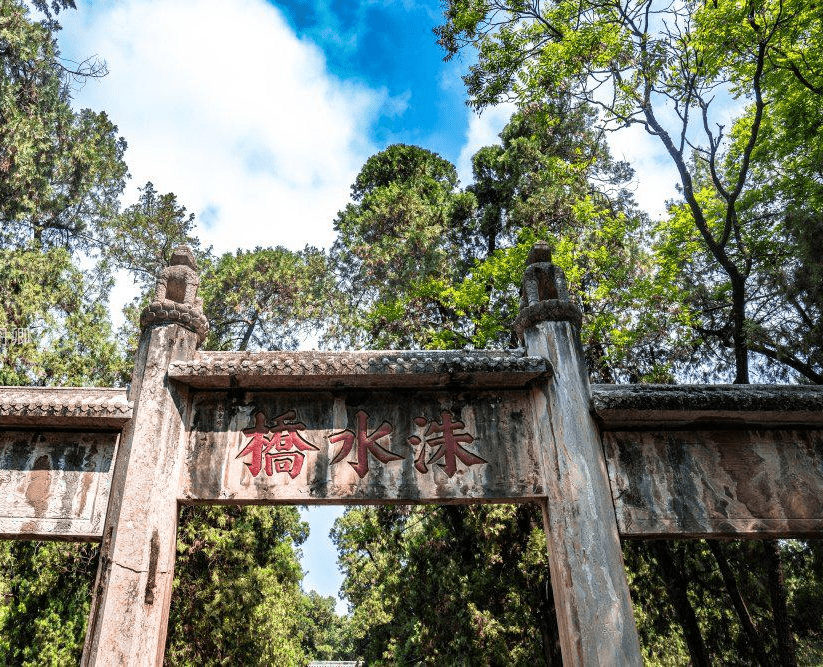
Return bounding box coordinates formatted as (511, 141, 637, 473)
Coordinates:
(2, 0, 823, 664)
(436, 0, 823, 384)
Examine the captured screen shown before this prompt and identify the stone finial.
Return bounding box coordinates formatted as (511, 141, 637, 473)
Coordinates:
(139, 245, 209, 345)
(170, 245, 197, 270)
(527, 241, 552, 265)
(520, 242, 569, 305)
(513, 242, 582, 340)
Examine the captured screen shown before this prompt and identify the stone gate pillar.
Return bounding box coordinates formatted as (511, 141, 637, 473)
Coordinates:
(82, 247, 208, 666)
(514, 242, 642, 666)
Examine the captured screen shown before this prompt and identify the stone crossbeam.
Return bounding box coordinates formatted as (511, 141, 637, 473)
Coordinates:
(0, 387, 130, 540)
(591, 384, 823, 428)
(0, 386, 132, 428)
(168, 349, 550, 389)
(593, 384, 823, 538)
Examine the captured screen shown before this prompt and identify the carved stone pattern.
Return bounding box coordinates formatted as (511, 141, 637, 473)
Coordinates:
(520, 261, 570, 306)
(0, 388, 132, 418)
(513, 300, 583, 336)
(591, 384, 823, 413)
(168, 350, 547, 377)
(140, 299, 209, 344)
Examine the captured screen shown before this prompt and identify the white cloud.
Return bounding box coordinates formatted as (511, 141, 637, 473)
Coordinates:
(607, 124, 680, 220)
(58, 0, 393, 255)
(455, 103, 516, 186)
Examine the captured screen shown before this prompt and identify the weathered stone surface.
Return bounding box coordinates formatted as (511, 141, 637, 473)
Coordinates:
(604, 428, 823, 537)
(140, 299, 208, 344)
(168, 349, 550, 389)
(591, 384, 823, 428)
(514, 301, 583, 337)
(0, 387, 132, 428)
(513, 247, 583, 339)
(0, 430, 117, 540)
(526, 319, 642, 667)
(516, 245, 641, 667)
(139, 244, 208, 344)
(82, 320, 198, 667)
(181, 389, 544, 504)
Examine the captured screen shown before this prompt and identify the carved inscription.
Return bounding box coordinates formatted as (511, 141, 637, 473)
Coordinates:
(409, 411, 486, 477)
(329, 410, 403, 478)
(183, 390, 544, 503)
(237, 410, 319, 479)
(237, 408, 486, 481)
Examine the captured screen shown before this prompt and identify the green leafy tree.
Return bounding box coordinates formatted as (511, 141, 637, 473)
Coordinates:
(200, 246, 330, 352)
(165, 506, 312, 667)
(0, 245, 126, 386)
(0, 541, 98, 666)
(333, 504, 561, 666)
(436, 0, 823, 384)
(429, 103, 672, 381)
(327, 109, 662, 386)
(300, 591, 356, 662)
(99, 182, 204, 292)
(1, 0, 126, 251)
(326, 143, 476, 349)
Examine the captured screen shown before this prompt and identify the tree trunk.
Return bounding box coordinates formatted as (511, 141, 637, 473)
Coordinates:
(763, 540, 798, 667)
(648, 541, 712, 667)
(731, 278, 750, 384)
(707, 540, 771, 667)
(238, 310, 258, 351)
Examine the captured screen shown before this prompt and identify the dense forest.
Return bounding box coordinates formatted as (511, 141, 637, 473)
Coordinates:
(1, 0, 822, 664)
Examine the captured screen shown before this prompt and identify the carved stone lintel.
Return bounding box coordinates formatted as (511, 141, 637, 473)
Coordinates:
(167, 349, 550, 389)
(591, 384, 823, 428)
(0, 387, 132, 428)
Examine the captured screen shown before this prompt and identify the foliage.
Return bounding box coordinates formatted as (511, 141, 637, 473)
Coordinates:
(301, 591, 357, 662)
(0, 0, 126, 251)
(0, 541, 98, 666)
(200, 245, 330, 352)
(437, 102, 674, 380)
(326, 144, 476, 349)
(0, 0, 129, 387)
(326, 106, 669, 383)
(436, 0, 823, 383)
(99, 182, 204, 292)
(333, 504, 560, 666)
(0, 245, 127, 386)
(624, 539, 823, 666)
(165, 506, 312, 667)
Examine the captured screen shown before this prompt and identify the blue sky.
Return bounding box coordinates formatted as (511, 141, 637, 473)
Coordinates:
(57, 0, 526, 254)
(275, 0, 472, 157)
(58, 0, 675, 253)
(55, 0, 678, 615)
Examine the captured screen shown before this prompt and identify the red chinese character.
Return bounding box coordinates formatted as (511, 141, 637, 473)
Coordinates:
(266, 451, 306, 478)
(237, 410, 318, 479)
(408, 411, 486, 477)
(238, 411, 271, 477)
(329, 410, 403, 478)
(265, 409, 318, 479)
